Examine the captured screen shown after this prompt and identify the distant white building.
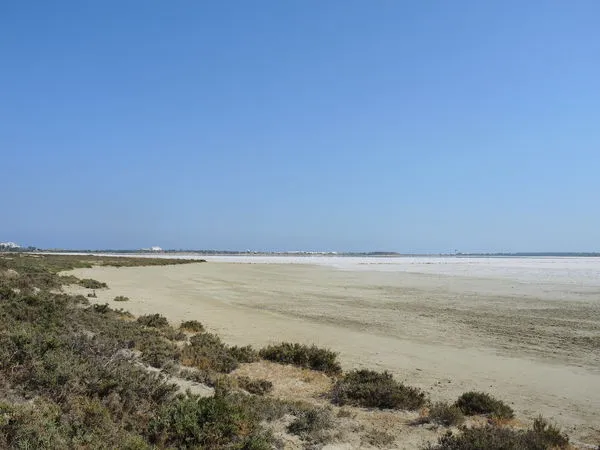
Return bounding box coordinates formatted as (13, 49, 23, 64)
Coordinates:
(150, 246, 163, 252)
(0, 242, 20, 249)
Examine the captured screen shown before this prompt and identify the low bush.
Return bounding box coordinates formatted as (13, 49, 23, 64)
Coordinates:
(180, 332, 239, 373)
(0, 398, 151, 450)
(259, 342, 342, 374)
(229, 345, 259, 363)
(78, 278, 107, 289)
(179, 368, 216, 386)
(287, 407, 334, 442)
(455, 392, 514, 419)
(424, 417, 569, 450)
(92, 303, 110, 314)
(428, 402, 465, 426)
(58, 274, 80, 285)
(179, 320, 204, 333)
(139, 338, 180, 369)
(229, 394, 313, 422)
(160, 327, 187, 342)
(237, 376, 273, 396)
(148, 393, 272, 449)
(113, 295, 129, 302)
(362, 429, 396, 447)
(531, 416, 569, 448)
(137, 314, 169, 328)
(331, 369, 426, 410)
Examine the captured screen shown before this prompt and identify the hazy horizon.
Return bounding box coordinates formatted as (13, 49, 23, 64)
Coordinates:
(11, 244, 600, 256)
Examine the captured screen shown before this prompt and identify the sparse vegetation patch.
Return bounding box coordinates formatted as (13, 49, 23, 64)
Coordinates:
(259, 342, 342, 374)
(455, 391, 514, 419)
(78, 278, 108, 289)
(331, 369, 426, 410)
(237, 376, 273, 396)
(179, 319, 204, 332)
(137, 313, 169, 328)
(424, 416, 569, 449)
(180, 332, 240, 373)
(428, 402, 465, 426)
(287, 407, 334, 443)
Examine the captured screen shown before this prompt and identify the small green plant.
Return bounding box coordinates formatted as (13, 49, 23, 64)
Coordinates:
(180, 332, 239, 373)
(424, 418, 569, 450)
(237, 376, 273, 396)
(229, 345, 259, 363)
(92, 303, 110, 314)
(178, 368, 215, 386)
(362, 429, 396, 447)
(259, 342, 341, 374)
(78, 278, 107, 289)
(139, 338, 180, 369)
(179, 320, 204, 332)
(148, 394, 272, 449)
(137, 314, 169, 328)
(428, 402, 465, 426)
(113, 295, 129, 302)
(331, 369, 426, 410)
(531, 416, 569, 448)
(455, 391, 514, 419)
(229, 394, 312, 422)
(287, 407, 334, 443)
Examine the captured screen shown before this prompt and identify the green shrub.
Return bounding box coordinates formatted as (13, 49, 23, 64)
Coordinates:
(137, 314, 169, 328)
(179, 319, 204, 332)
(259, 342, 341, 374)
(362, 429, 396, 447)
(114, 295, 129, 302)
(424, 418, 569, 450)
(58, 274, 79, 285)
(331, 369, 426, 410)
(455, 392, 514, 419)
(78, 278, 108, 289)
(237, 376, 273, 396)
(287, 407, 334, 442)
(160, 327, 187, 342)
(531, 416, 569, 448)
(148, 394, 272, 449)
(229, 345, 259, 363)
(178, 368, 216, 386)
(92, 303, 110, 314)
(180, 332, 239, 373)
(229, 394, 312, 423)
(71, 294, 89, 305)
(139, 339, 180, 369)
(428, 402, 465, 426)
(0, 400, 68, 449)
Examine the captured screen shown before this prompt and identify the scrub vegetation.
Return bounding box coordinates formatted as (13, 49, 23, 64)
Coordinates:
(0, 253, 572, 449)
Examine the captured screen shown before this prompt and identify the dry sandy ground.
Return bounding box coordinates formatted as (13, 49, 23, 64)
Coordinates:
(66, 259, 600, 447)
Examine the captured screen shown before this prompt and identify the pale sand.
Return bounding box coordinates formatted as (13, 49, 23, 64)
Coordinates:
(66, 259, 600, 445)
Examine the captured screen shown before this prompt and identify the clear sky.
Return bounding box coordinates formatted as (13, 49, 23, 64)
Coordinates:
(1, 2, 599, 252)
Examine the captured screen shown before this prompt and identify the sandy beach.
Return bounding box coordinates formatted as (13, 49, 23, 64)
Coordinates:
(66, 256, 600, 446)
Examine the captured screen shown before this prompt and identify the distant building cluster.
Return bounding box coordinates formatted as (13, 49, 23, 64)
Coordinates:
(140, 246, 163, 252)
(0, 242, 21, 250)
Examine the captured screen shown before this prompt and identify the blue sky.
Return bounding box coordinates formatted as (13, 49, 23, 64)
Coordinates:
(1, 2, 599, 252)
